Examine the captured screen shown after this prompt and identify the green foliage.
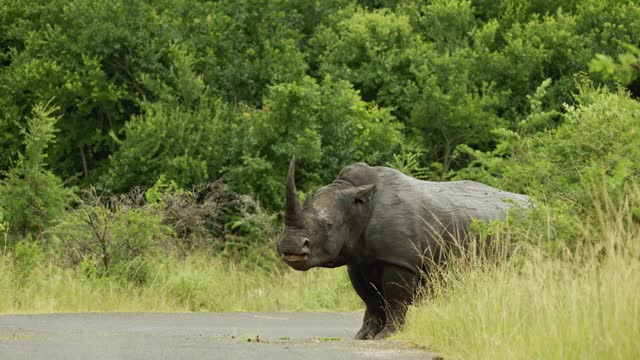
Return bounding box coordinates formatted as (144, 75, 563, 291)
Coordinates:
(3, 0, 640, 199)
(452, 78, 559, 184)
(590, 44, 640, 93)
(0, 209, 7, 237)
(0, 102, 76, 238)
(410, 59, 505, 174)
(400, 0, 476, 51)
(145, 175, 185, 206)
(470, 10, 586, 120)
(105, 43, 242, 191)
(0, 0, 153, 180)
(11, 240, 45, 280)
(222, 203, 281, 271)
(202, 0, 308, 104)
(311, 8, 423, 118)
(454, 85, 640, 245)
(517, 78, 561, 133)
(386, 152, 432, 180)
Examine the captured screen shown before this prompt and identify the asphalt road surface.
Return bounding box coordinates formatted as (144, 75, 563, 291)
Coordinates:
(0, 312, 434, 359)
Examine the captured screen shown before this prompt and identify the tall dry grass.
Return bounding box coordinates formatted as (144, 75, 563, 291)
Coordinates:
(400, 189, 640, 359)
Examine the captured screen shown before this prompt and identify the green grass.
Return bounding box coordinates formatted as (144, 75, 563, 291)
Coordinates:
(399, 194, 640, 359)
(0, 254, 361, 314)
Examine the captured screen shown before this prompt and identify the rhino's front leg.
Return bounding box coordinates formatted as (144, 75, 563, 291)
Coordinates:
(355, 307, 385, 340)
(374, 265, 420, 340)
(348, 265, 386, 340)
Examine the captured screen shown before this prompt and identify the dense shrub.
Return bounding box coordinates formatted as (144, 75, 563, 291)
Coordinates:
(104, 44, 245, 191)
(453, 85, 640, 245)
(590, 44, 640, 97)
(0, 209, 7, 244)
(0, 102, 76, 239)
(457, 85, 640, 201)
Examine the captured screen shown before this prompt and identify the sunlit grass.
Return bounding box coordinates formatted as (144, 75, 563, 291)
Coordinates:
(0, 255, 361, 314)
(399, 190, 640, 359)
(401, 253, 640, 359)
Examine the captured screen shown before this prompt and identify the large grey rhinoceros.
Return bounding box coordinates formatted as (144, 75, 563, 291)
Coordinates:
(277, 158, 529, 340)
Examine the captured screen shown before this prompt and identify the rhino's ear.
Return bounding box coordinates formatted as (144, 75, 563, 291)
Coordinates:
(347, 184, 376, 204)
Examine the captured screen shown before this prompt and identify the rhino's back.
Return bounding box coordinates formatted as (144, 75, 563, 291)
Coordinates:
(419, 179, 529, 222)
(371, 165, 528, 220)
(338, 163, 528, 221)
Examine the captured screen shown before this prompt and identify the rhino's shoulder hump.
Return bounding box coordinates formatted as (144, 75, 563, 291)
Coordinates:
(336, 162, 378, 186)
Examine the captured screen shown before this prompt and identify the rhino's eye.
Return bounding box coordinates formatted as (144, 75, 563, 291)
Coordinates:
(326, 221, 333, 229)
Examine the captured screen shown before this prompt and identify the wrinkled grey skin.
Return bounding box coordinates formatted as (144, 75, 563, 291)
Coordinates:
(277, 159, 529, 340)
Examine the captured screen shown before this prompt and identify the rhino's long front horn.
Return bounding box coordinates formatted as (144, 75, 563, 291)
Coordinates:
(285, 157, 301, 225)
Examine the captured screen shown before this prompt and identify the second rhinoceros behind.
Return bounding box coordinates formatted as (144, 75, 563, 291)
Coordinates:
(277, 158, 529, 340)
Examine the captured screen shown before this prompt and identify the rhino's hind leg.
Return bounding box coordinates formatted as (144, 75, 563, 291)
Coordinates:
(348, 265, 386, 340)
(374, 265, 420, 340)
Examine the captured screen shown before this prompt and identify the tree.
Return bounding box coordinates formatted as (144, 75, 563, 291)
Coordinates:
(311, 8, 424, 120)
(105, 44, 244, 191)
(0, 101, 76, 238)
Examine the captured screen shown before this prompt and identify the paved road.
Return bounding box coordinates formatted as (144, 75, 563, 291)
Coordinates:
(0, 312, 433, 359)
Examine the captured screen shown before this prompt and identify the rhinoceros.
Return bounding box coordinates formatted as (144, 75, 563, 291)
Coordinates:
(277, 158, 529, 339)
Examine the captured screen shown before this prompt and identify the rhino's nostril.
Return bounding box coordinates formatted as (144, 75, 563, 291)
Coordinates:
(303, 239, 310, 248)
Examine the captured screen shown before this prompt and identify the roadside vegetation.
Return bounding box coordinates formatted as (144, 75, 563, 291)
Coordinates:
(1, 1, 639, 358)
(401, 189, 640, 359)
(0, 252, 360, 313)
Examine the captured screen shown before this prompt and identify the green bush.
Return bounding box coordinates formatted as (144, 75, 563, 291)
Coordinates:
(11, 240, 45, 280)
(311, 8, 422, 118)
(222, 200, 281, 271)
(454, 85, 640, 245)
(0, 102, 76, 238)
(0, 0, 153, 180)
(0, 208, 7, 243)
(3, 0, 640, 200)
(590, 44, 640, 97)
(104, 44, 245, 191)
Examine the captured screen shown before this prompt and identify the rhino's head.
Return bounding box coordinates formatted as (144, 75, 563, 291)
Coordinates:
(277, 158, 376, 271)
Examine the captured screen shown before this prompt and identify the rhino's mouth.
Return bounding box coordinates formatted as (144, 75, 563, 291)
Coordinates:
(281, 253, 311, 271)
(282, 253, 309, 262)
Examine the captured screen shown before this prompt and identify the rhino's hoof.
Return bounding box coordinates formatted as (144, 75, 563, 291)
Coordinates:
(354, 328, 377, 340)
